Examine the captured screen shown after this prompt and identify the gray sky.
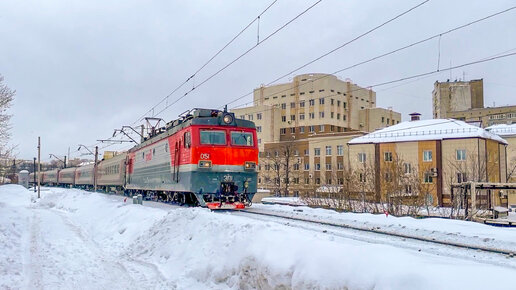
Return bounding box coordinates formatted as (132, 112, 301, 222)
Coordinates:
(1, 0, 515, 161)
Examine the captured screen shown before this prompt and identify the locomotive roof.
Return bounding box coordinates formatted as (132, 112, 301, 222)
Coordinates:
(132, 109, 255, 151)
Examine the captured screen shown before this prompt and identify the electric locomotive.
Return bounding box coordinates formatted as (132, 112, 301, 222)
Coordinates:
(124, 108, 258, 209)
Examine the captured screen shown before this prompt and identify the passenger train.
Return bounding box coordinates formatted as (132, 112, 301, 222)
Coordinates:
(30, 108, 258, 210)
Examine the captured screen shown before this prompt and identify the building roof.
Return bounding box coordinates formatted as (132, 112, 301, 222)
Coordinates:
(485, 123, 516, 137)
(348, 119, 507, 145)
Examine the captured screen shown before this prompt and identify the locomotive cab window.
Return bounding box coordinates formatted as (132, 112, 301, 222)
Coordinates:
(200, 130, 226, 145)
(231, 131, 253, 146)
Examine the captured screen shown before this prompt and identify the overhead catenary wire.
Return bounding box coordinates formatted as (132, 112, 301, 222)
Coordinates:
(229, 50, 516, 119)
(131, 0, 280, 125)
(227, 4, 516, 109)
(151, 0, 324, 119)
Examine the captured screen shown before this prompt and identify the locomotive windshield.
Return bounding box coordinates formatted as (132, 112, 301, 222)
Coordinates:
(200, 130, 226, 145)
(231, 131, 253, 146)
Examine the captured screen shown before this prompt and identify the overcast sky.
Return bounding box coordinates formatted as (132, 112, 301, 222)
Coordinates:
(1, 0, 515, 161)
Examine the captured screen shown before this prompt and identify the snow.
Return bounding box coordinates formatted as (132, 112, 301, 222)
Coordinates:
(486, 123, 516, 137)
(348, 119, 507, 144)
(2, 185, 516, 289)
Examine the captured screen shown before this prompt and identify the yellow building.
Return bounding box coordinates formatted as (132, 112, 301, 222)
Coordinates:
(232, 73, 401, 151)
(348, 118, 508, 207)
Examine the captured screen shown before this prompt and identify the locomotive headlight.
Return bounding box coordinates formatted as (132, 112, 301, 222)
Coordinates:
(198, 160, 212, 168)
(244, 161, 256, 170)
(223, 114, 233, 124)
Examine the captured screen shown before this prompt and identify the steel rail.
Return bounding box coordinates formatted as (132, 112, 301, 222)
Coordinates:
(239, 209, 516, 257)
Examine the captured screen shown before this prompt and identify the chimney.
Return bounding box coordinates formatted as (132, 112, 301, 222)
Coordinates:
(409, 112, 421, 121)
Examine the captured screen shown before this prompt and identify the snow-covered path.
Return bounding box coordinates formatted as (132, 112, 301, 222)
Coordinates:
(3, 184, 516, 289)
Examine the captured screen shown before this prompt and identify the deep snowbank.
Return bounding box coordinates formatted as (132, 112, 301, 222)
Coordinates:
(3, 185, 516, 289)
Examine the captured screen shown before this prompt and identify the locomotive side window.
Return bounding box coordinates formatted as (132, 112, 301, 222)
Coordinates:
(184, 131, 191, 148)
(200, 130, 226, 145)
(231, 131, 254, 146)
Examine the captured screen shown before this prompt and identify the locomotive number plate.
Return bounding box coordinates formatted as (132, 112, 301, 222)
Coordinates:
(200, 153, 210, 160)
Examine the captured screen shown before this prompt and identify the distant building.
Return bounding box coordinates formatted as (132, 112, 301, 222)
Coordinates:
(432, 79, 516, 127)
(348, 118, 508, 207)
(232, 73, 401, 151)
(486, 124, 516, 183)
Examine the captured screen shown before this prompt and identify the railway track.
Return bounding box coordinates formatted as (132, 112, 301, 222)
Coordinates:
(238, 208, 516, 258)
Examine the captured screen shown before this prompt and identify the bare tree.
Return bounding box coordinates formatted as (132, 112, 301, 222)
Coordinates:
(0, 75, 15, 182)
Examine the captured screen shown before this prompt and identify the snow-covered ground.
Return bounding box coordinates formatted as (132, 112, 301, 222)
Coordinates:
(2, 185, 516, 289)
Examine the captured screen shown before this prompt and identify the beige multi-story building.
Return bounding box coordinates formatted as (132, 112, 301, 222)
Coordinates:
(233, 73, 401, 150)
(348, 118, 508, 207)
(432, 79, 516, 127)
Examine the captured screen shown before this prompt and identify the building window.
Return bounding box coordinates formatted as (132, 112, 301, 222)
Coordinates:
(300, 113, 305, 120)
(257, 113, 262, 120)
(337, 145, 343, 155)
(326, 163, 332, 170)
(300, 101, 305, 107)
(384, 152, 393, 162)
(359, 173, 366, 182)
(424, 172, 433, 183)
(404, 163, 412, 174)
(381, 117, 385, 123)
(457, 172, 467, 183)
(248, 114, 253, 120)
(300, 126, 305, 133)
(384, 172, 392, 182)
(315, 163, 321, 171)
(291, 115, 296, 121)
(280, 128, 286, 135)
(256, 126, 262, 132)
(290, 102, 296, 108)
(405, 185, 413, 194)
(331, 112, 334, 119)
(315, 178, 321, 185)
(300, 92, 305, 95)
(423, 150, 432, 162)
(281, 103, 286, 109)
(319, 125, 324, 132)
(309, 99, 315, 106)
(309, 90, 314, 94)
(309, 113, 315, 119)
(319, 98, 325, 105)
(294, 163, 300, 170)
(337, 113, 340, 120)
(331, 99, 334, 105)
(337, 100, 341, 107)
(304, 163, 309, 170)
(343, 115, 346, 121)
(305, 178, 310, 184)
(275, 151, 279, 157)
(337, 162, 344, 170)
(338, 178, 344, 185)
(294, 150, 299, 156)
(258, 138, 261, 144)
(325, 146, 332, 155)
(319, 112, 325, 118)
(281, 116, 286, 122)
(304, 149, 309, 155)
(309, 126, 315, 133)
(327, 178, 332, 185)
(330, 125, 335, 132)
(456, 149, 466, 161)
(319, 89, 325, 92)
(290, 127, 296, 134)
(343, 102, 347, 109)
(314, 148, 321, 156)
(358, 153, 366, 163)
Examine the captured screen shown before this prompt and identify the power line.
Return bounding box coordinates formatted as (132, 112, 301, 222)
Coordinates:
(132, 0, 280, 125)
(230, 50, 516, 118)
(151, 0, 324, 119)
(228, 4, 516, 109)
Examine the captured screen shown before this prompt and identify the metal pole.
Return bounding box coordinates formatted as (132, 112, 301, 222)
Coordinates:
(94, 146, 98, 192)
(37, 137, 41, 198)
(33, 157, 36, 192)
(64, 156, 67, 168)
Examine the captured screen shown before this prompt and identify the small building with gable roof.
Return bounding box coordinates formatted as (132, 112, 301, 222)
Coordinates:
(348, 118, 508, 207)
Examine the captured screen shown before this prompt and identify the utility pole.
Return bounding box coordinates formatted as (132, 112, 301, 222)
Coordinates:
(33, 157, 36, 192)
(94, 146, 98, 192)
(64, 156, 67, 168)
(37, 137, 41, 198)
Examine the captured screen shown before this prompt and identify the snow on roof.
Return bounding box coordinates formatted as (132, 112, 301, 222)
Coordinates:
(348, 119, 507, 145)
(485, 123, 516, 137)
